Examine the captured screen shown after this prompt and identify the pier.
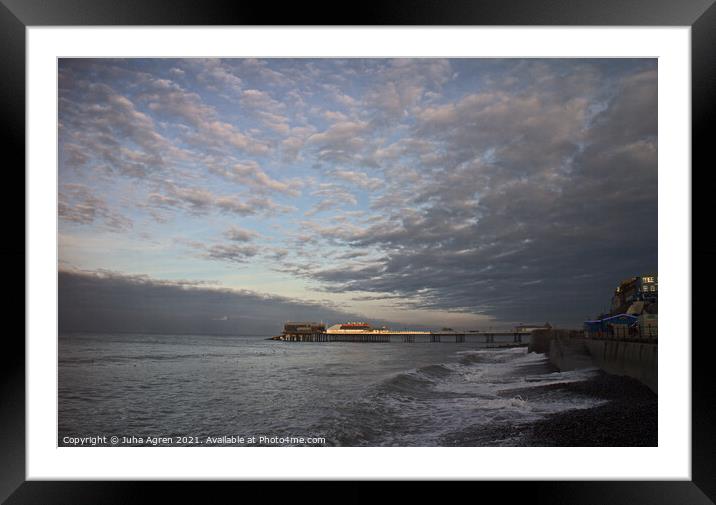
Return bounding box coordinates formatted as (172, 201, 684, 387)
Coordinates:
(273, 321, 543, 344)
(272, 331, 528, 344)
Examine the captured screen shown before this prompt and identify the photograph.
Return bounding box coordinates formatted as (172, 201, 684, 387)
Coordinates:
(4, 0, 710, 497)
(57, 57, 658, 448)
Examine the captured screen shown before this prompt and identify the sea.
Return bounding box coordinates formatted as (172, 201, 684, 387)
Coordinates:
(58, 332, 606, 447)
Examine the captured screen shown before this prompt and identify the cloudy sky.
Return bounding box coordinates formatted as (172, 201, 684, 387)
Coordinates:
(58, 58, 657, 334)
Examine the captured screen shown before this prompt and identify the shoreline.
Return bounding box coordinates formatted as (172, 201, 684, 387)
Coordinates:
(510, 371, 657, 446)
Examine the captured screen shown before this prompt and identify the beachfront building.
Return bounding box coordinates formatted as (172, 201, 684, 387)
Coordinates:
(585, 273, 658, 340)
(611, 274, 658, 314)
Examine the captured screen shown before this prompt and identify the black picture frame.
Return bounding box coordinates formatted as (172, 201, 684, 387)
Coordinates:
(3, 1, 712, 503)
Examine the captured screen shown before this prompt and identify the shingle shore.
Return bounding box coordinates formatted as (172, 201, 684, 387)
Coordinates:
(517, 371, 658, 447)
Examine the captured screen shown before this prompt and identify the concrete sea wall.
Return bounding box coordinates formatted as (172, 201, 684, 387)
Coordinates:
(529, 329, 581, 354)
(583, 339, 657, 393)
(529, 330, 657, 393)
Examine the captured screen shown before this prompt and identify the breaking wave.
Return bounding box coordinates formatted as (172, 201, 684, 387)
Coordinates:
(315, 346, 607, 446)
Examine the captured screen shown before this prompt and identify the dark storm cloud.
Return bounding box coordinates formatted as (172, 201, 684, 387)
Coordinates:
(58, 270, 379, 336)
(296, 61, 658, 325)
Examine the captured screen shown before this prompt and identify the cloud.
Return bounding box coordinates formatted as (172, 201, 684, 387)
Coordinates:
(224, 226, 259, 242)
(290, 60, 658, 325)
(186, 119, 270, 156)
(59, 80, 175, 179)
(206, 159, 299, 195)
(306, 120, 372, 163)
(204, 244, 260, 263)
(58, 60, 272, 207)
(256, 110, 290, 134)
(58, 269, 383, 335)
(146, 182, 294, 218)
(59, 184, 132, 232)
(236, 59, 289, 87)
(213, 196, 257, 216)
(240, 88, 284, 111)
(279, 126, 316, 162)
(329, 169, 383, 191)
(362, 58, 453, 123)
(148, 185, 214, 213)
(57, 59, 658, 327)
(305, 183, 358, 216)
(194, 59, 243, 91)
(141, 77, 215, 129)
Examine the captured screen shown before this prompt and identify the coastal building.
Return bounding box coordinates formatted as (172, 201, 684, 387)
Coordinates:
(584, 274, 658, 339)
(611, 274, 658, 314)
(584, 314, 638, 338)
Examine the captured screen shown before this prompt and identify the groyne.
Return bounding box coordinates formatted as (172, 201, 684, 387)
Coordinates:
(529, 329, 657, 393)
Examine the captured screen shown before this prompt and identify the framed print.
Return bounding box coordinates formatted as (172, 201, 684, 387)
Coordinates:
(3, 0, 714, 503)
